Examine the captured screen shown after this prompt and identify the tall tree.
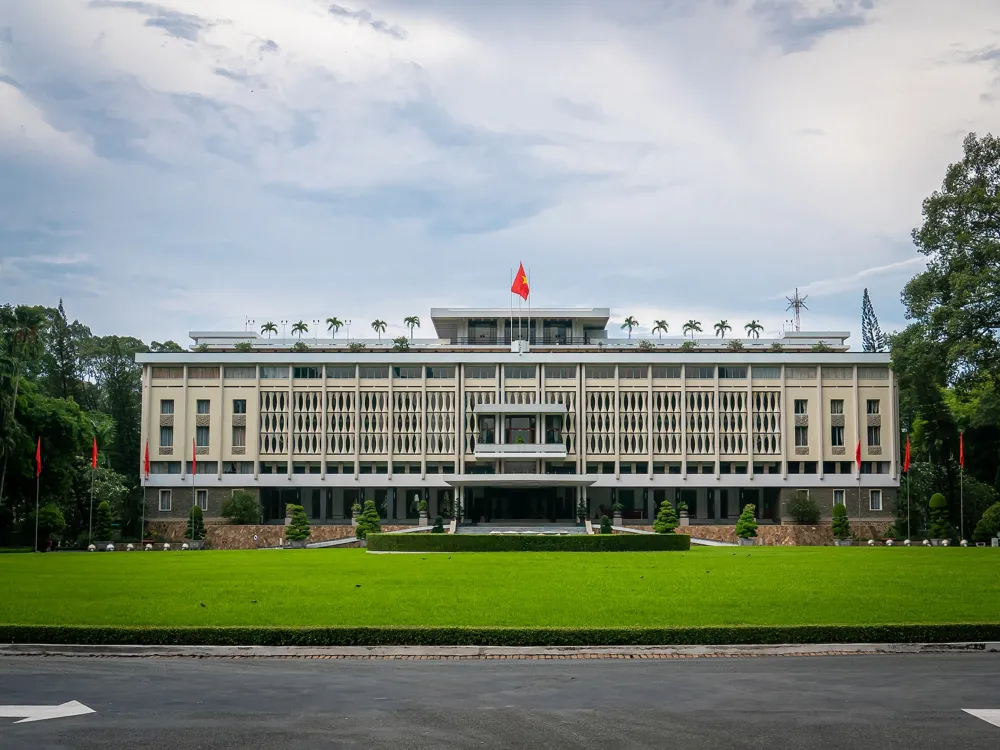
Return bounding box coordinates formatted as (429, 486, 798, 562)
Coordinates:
(41, 300, 91, 402)
(861, 288, 886, 353)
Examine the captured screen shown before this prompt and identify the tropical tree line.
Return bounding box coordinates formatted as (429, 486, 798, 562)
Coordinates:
(619, 318, 765, 340)
(257, 316, 421, 342)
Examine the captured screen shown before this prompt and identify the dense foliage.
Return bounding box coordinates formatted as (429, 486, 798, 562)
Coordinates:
(93, 500, 113, 540)
(221, 490, 261, 525)
(787, 490, 821, 524)
(185, 505, 205, 541)
(285, 504, 311, 542)
(653, 500, 678, 534)
(355, 499, 382, 540)
(831, 503, 851, 540)
(927, 493, 951, 540)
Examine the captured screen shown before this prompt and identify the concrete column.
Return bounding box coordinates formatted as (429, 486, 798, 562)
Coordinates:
(454, 364, 462, 474)
(647, 366, 654, 480)
(217, 365, 224, 481)
(320, 365, 327, 480)
(614, 364, 620, 479)
(817, 369, 825, 480)
(420, 366, 427, 479)
(780, 364, 788, 480)
(180, 365, 189, 481)
(577, 361, 584, 474)
(887, 367, 897, 479)
(253, 364, 261, 481)
(853, 364, 860, 480)
(713, 365, 720, 478)
(680, 364, 687, 478)
(353, 374, 360, 479)
(286, 370, 293, 478)
(387, 366, 394, 479)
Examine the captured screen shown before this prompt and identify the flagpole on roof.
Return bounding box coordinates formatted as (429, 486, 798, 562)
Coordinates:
(510, 267, 513, 346)
(527, 265, 531, 344)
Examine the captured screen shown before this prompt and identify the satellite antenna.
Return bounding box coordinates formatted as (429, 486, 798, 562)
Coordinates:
(785, 288, 808, 332)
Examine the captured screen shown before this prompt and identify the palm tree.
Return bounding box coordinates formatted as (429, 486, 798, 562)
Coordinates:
(744, 320, 764, 339)
(682, 320, 702, 340)
(371, 319, 387, 340)
(260, 322, 278, 339)
(326, 317, 343, 339)
(620, 316, 639, 339)
(652, 320, 669, 340)
(714, 320, 732, 339)
(291, 320, 308, 339)
(403, 315, 421, 339)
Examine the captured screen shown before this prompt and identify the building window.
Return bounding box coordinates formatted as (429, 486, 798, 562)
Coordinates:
(794, 426, 808, 447)
(794, 399, 808, 415)
(585, 365, 615, 379)
(188, 367, 220, 379)
(232, 426, 246, 448)
(224, 366, 256, 379)
(833, 489, 845, 508)
(326, 365, 355, 379)
(196, 425, 210, 447)
(259, 366, 289, 379)
(151, 367, 183, 379)
(159, 489, 172, 511)
(293, 366, 322, 379)
(233, 399, 246, 414)
(786, 367, 817, 380)
(392, 366, 421, 379)
(196, 489, 208, 511)
(867, 425, 881, 446)
(619, 366, 648, 379)
(751, 366, 780, 380)
(223, 461, 252, 474)
(688, 366, 715, 379)
(465, 365, 495, 379)
(196, 400, 210, 415)
(160, 399, 174, 415)
(867, 399, 880, 415)
(359, 366, 389, 379)
(869, 489, 883, 511)
(504, 365, 536, 379)
(160, 426, 174, 447)
(652, 366, 681, 379)
(718, 366, 747, 379)
(858, 367, 889, 380)
(426, 366, 455, 379)
(821, 367, 852, 380)
(831, 425, 844, 447)
(544, 365, 576, 379)
(830, 399, 844, 414)
(150, 461, 181, 474)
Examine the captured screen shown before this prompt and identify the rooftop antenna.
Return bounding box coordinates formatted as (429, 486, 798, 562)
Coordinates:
(785, 288, 808, 332)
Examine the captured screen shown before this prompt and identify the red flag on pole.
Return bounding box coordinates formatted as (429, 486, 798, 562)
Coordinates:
(143, 441, 150, 478)
(903, 437, 911, 473)
(855, 438, 862, 470)
(91, 437, 98, 469)
(959, 431, 964, 468)
(35, 437, 42, 477)
(192, 438, 197, 476)
(510, 262, 529, 300)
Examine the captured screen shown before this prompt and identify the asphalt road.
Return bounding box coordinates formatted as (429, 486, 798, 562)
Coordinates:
(1, 654, 998, 749)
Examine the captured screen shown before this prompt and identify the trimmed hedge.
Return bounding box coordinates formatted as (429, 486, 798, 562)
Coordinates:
(366, 533, 691, 552)
(1, 623, 998, 647)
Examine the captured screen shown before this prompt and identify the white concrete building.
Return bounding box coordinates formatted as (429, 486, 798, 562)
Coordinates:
(137, 307, 898, 526)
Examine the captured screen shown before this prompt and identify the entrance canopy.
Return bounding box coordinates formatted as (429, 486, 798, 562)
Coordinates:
(445, 474, 596, 489)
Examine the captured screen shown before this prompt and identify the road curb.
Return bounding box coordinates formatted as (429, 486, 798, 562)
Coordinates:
(1, 642, 998, 659)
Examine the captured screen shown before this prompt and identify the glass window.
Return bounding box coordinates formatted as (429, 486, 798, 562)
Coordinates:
(794, 399, 808, 415)
(866, 399, 880, 414)
(619, 366, 648, 379)
(232, 426, 246, 448)
(160, 399, 174, 415)
(504, 365, 536, 379)
(544, 365, 576, 379)
(830, 399, 844, 414)
(867, 425, 881, 446)
(196, 399, 210, 414)
(869, 489, 882, 511)
(718, 366, 747, 379)
(151, 367, 183, 379)
(149, 461, 181, 474)
(232, 399, 246, 415)
(259, 366, 289, 379)
(293, 366, 322, 379)
(224, 366, 255, 379)
(652, 366, 681, 379)
(359, 366, 389, 379)
(196, 425, 210, 447)
(687, 366, 715, 379)
(465, 365, 496, 379)
(794, 425, 808, 447)
(393, 366, 421, 379)
(223, 461, 252, 474)
(585, 366, 615, 379)
(188, 367, 220, 379)
(858, 367, 889, 380)
(159, 426, 173, 447)
(786, 367, 817, 380)
(158, 489, 171, 511)
(326, 365, 355, 379)
(822, 367, 852, 380)
(426, 366, 455, 379)
(752, 366, 780, 379)
(196, 489, 208, 511)
(831, 425, 844, 447)
(833, 489, 845, 508)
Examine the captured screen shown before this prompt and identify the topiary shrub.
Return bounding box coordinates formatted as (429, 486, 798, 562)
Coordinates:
(653, 500, 678, 534)
(185, 505, 205, 541)
(928, 493, 950, 539)
(355, 499, 382, 540)
(787, 490, 821, 524)
(974, 501, 1000, 540)
(735, 504, 758, 539)
(831, 502, 851, 540)
(94, 500, 113, 540)
(882, 526, 897, 541)
(599, 515, 612, 534)
(576, 501, 588, 520)
(417, 499, 428, 514)
(221, 490, 260, 525)
(285, 504, 311, 542)
(432, 515, 445, 533)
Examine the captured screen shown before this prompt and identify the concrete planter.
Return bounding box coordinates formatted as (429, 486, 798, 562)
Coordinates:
(351, 512, 359, 527)
(185, 540, 205, 550)
(419, 511, 429, 527)
(287, 539, 307, 549)
(834, 539, 853, 546)
(679, 510, 690, 527)
(93, 541, 113, 551)
(737, 537, 755, 546)
(613, 512, 623, 527)
(930, 539, 943, 547)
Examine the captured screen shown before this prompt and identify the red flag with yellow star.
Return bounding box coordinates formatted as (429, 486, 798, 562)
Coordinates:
(511, 262, 529, 300)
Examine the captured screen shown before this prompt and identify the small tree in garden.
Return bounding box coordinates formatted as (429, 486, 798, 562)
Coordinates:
(831, 502, 851, 540)
(927, 493, 950, 539)
(185, 505, 205, 541)
(355, 499, 382, 540)
(222, 490, 260, 524)
(33, 504, 66, 545)
(653, 500, 678, 534)
(94, 500, 113, 540)
(599, 515, 613, 534)
(735, 504, 758, 539)
(787, 490, 821, 524)
(432, 515, 445, 533)
(285, 504, 311, 542)
(973, 502, 1000, 543)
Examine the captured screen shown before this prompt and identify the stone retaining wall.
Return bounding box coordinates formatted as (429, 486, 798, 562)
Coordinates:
(633, 521, 895, 546)
(146, 521, 408, 549)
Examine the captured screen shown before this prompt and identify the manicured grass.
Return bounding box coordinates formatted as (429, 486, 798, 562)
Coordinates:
(2, 547, 999, 630)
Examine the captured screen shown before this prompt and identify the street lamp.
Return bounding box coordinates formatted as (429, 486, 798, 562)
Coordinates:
(345, 319, 352, 341)
(280, 320, 288, 339)
(312, 319, 320, 343)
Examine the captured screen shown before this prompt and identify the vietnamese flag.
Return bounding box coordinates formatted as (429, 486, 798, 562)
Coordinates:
(511, 262, 529, 300)
(903, 437, 911, 474)
(35, 437, 42, 478)
(959, 431, 964, 468)
(91, 437, 98, 469)
(855, 438, 862, 469)
(143, 441, 150, 478)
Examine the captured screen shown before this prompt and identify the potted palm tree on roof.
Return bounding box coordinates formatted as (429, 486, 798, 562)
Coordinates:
(682, 320, 702, 341)
(620, 316, 639, 339)
(404, 316, 421, 339)
(261, 321, 277, 339)
(652, 320, 668, 340)
(291, 320, 308, 339)
(371, 320, 387, 340)
(326, 317, 343, 340)
(744, 320, 763, 339)
(714, 320, 731, 340)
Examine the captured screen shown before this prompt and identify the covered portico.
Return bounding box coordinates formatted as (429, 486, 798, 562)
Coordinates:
(446, 475, 596, 523)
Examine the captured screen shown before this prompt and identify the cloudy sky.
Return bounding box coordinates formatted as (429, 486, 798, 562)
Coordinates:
(0, 0, 997, 345)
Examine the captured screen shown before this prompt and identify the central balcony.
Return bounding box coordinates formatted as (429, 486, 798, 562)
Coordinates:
(473, 403, 569, 459)
(473, 442, 568, 459)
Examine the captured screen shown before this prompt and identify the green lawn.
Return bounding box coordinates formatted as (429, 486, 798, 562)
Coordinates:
(1, 547, 998, 629)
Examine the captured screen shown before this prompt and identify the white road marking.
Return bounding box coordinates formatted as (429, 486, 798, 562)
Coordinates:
(963, 709, 1000, 728)
(0, 700, 96, 724)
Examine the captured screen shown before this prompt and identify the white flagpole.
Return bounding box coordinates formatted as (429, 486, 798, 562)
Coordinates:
(88, 466, 95, 546)
(960, 462, 964, 541)
(527, 265, 531, 343)
(510, 267, 513, 345)
(34, 474, 40, 553)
